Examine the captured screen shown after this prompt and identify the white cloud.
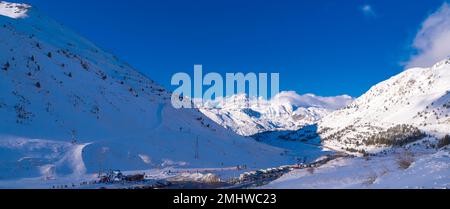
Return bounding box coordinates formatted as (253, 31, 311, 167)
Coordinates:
(407, 2, 450, 68)
(271, 91, 354, 110)
(361, 4, 376, 17)
(200, 91, 354, 110)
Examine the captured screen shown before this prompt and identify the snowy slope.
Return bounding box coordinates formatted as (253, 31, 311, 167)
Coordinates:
(262, 147, 450, 189)
(318, 59, 450, 153)
(199, 92, 353, 136)
(0, 2, 294, 181)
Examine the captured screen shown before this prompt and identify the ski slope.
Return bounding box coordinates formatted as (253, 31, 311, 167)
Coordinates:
(0, 1, 295, 184)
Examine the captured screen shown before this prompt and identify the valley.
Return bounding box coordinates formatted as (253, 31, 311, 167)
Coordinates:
(0, 1, 449, 189)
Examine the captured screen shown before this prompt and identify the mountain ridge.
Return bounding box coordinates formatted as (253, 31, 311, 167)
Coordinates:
(318, 58, 450, 153)
(199, 92, 353, 136)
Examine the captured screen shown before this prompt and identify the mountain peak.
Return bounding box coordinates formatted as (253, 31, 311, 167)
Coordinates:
(0, 1, 30, 19)
(199, 92, 353, 136)
(431, 57, 450, 70)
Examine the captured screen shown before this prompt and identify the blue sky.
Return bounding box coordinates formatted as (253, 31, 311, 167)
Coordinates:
(17, 0, 448, 97)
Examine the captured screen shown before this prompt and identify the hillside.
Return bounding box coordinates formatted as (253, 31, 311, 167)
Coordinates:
(318, 59, 450, 153)
(0, 2, 293, 181)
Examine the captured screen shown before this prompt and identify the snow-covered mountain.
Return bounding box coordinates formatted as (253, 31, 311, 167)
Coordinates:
(0, 2, 294, 181)
(199, 92, 353, 136)
(259, 60, 450, 189)
(318, 59, 450, 153)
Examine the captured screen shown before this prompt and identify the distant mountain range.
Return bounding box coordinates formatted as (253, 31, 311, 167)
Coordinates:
(199, 57, 450, 154)
(203, 59, 450, 154)
(199, 92, 353, 136)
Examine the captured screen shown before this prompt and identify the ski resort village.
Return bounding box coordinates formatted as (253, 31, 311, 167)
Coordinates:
(0, 1, 449, 189)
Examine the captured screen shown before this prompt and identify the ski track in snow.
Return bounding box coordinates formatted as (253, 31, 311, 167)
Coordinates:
(149, 103, 165, 130)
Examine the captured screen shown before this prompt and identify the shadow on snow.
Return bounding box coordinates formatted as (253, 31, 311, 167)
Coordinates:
(250, 124, 333, 164)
